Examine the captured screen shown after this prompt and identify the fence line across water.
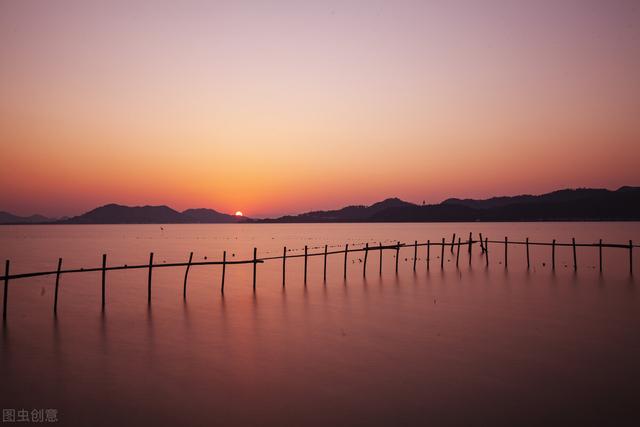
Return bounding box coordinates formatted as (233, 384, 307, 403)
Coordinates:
(2, 233, 637, 319)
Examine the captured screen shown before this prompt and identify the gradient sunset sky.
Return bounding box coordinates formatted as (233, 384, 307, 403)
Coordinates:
(1, 0, 639, 218)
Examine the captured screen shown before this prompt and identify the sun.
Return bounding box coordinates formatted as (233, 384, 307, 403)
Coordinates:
(235, 211, 243, 217)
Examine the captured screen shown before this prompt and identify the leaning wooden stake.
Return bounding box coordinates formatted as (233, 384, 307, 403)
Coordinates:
(456, 237, 461, 267)
(526, 238, 530, 270)
(572, 238, 577, 271)
(183, 252, 193, 299)
(379, 242, 383, 275)
(101, 254, 107, 309)
(440, 238, 445, 269)
(395, 241, 400, 273)
(552, 239, 556, 270)
(323, 245, 328, 281)
(3, 260, 8, 320)
(252, 248, 257, 291)
(147, 252, 154, 304)
(479, 233, 485, 253)
(282, 247, 287, 287)
(53, 258, 62, 315)
(304, 245, 308, 284)
(413, 240, 417, 271)
(363, 243, 369, 277)
(630, 240, 634, 276)
(485, 237, 489, 267)
(504, 237, 508, 268)
(343, 244, 349, 279)
(599, 239, 603, 272)
(221, 251, 226, 294)
(450, 233, 456, 254)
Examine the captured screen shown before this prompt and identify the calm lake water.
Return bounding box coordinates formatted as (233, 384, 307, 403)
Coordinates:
(1, 223, 639, 426)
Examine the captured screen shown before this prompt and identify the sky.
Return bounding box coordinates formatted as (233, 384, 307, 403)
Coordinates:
(1, 0, 639, 218)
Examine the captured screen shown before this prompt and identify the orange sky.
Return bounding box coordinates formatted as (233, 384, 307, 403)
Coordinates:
(1, 1, 639, 218)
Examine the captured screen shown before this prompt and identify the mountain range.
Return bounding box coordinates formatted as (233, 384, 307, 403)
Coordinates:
(1, 186, 639, 224)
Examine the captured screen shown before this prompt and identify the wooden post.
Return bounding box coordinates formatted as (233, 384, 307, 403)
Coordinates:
(485, 237, 489, 267)
(2, 260, 8, 320)
(221, 251, 226, 294)
(395, 241, 400, 273)
(504, 237, 508, 268)
(379, 242, 383, 275)
(252, 247, 257, 291)
(450, 233, 456, 253)
(479, 233, 485, 253)
(304, 245, 308, 284)
(147, 252, 154, 304)
(468, 234, 472, 265)
(343, 244, 348, 279)
(599, 239, 603, 272)
(427, 240, 430, 270)
(53, 258, 62, 315)
(456, 237, 461, 267)
(413, 240, 417, 271)
(440, 238, 445, 269)
(101, 254, 107, 309)
(572, 238, 577, 271)
(183, 252, 193, 299)
(630, 240, 634, 276)
(282, 247, 286, 287)
(363, 243, 369, 277)
(526, 238, 530, 270)
(323, 244, 328, 281)
(552, 239, 556, 270)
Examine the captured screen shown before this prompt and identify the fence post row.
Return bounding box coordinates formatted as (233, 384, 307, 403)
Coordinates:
(2, 236, 638, 319)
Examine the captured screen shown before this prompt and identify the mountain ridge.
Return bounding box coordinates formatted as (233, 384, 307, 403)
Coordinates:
(1, 186, 639, 224)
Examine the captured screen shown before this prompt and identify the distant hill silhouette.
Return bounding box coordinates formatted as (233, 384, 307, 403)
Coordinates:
(61, 204, 246, 224)
(257, 187, 640, 222)
(1, 187, 639, 224)
(0, 211, 54, 224)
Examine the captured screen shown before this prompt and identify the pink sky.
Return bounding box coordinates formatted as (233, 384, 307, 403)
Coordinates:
(1, 0, 639, 217)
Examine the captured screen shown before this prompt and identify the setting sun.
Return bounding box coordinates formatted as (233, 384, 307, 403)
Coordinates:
(235, 211, 243, 217)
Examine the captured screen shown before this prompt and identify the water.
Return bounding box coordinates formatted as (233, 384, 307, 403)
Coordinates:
(1, 223, 639, 426)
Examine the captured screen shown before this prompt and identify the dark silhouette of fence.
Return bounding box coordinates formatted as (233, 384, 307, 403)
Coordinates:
(2, 234, 637, 319)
